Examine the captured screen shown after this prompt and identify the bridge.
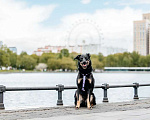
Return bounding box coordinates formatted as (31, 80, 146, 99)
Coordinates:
(104, 67, 150, 71)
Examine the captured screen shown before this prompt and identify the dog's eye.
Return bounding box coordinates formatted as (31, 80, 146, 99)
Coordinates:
(85, 57, 88, 60)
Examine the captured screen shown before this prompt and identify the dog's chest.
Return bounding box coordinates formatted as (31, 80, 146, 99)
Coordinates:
(78, 77, 92, 85)
(77, 75, 92, 91)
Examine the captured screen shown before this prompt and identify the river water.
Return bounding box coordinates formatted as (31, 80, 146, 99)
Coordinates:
(0, 72, 150, 110)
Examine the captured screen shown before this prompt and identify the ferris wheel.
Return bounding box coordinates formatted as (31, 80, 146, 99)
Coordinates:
(66, 19, 104, 54)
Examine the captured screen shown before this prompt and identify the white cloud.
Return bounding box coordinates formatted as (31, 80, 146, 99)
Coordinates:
(0, 0, 58, 54)
(81, 0, 91, 4)
(0, 0, 146, 54)
(118, 0, 150, 5)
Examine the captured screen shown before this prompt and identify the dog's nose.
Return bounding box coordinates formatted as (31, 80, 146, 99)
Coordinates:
(83, 61, 87, 65)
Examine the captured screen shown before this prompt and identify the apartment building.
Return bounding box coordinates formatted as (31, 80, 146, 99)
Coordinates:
(134, 13, 150, 55)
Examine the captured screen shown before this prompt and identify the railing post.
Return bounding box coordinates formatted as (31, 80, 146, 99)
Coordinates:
(56, 84, 64, 105)
(133, 83, 139, 99)
(102, 83, 109, 102)
(0, 85, 6, 109)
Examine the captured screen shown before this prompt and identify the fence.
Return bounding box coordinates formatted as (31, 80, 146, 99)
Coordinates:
(0, 83, 150, 109)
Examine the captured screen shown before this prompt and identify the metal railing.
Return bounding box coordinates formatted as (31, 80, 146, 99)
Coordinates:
(0, 83, 150, 109)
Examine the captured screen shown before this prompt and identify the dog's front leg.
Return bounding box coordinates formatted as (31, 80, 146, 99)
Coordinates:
(87, 89, 92, 109)
(76, 89, 80, 109)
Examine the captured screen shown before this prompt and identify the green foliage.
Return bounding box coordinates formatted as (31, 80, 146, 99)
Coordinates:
(60, 49, 69, 57)
(91, 54, 104, 69)
(16, 55, 37, 70)
(0, 46, 13, 67)
(130, 51, 140, 67)
(59, 57, 76, 70)
(31, 54, 39, 63)
(47, 59, 61, 70)
(20, 51, 27, 57)
(47, 57, 76, 71)
(9, 52, 17, 67)
(103, 51, 150, 67)
(1, 46, 150, 71)
(39, 53, 56, 63)
(146, 55, 150, 67)
(98, 53, 104, 62)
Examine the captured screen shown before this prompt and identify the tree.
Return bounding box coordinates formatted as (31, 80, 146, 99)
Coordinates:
(104, 54, 118, 67)
(98, 53, 104, 62)
(9, 52, 17, 68)
(0, 49, 4, 67)
(47, 59, 61, 70)
(59, 57, 76, 71)
(17, 55, 37, 70)
(31, 54, 39, 64)
(0, 47, 11, 67)
(130, 51, 140, 67)
(39, 53, 56, 63)
(146, 55, 150, 67)
(20, 51, 27, 57)
(47, 57, 76, 71)
(138, 56, 147, 67)
(121, 52, 132, 67)
(91, 54, 104, 69)
(60, 49, 69, 57)
(92, 58, 104, 70)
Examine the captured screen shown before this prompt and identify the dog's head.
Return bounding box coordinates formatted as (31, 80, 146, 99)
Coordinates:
(74, 53, 91, 69)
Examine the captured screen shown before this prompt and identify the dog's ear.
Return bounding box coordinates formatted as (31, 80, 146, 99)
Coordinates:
(74, 55, 81, 60)
(86, 53, 91, 59)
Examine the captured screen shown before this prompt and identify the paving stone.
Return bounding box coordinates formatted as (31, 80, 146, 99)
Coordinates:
(1, 99, 150, 120)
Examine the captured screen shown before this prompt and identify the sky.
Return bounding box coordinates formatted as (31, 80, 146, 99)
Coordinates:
(0, 0, 150, 54)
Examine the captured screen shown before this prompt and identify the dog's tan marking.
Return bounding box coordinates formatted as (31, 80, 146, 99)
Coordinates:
(87, 94, 91, 109)
(90, 95, 94, 107)
(90, 95, 93, 103)
(78, 78, 82, 84)
(87, 78, 92, 84)
(76, 94, 82, 108)
(87, 60, 90, 65)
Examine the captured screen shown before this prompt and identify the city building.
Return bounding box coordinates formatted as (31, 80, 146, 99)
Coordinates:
(9, 47, 17, 53)
(33, 44, 127, 56)
(134, 13, 150, 55)
(143, 13, 150, 20)
(33, 45, 66, 56)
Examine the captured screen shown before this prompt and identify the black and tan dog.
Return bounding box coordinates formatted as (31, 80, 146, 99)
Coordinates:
(74, 53, 96, 109)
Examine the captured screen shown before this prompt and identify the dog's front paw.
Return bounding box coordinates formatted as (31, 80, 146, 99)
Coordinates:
(75, 106, 80, 109)
(87, 106, 92, 110)
(87, 102, 92, 109)
(75, 101, 80, 109)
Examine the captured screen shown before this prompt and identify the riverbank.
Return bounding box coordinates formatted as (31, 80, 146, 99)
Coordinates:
(1, 99, 150, 120)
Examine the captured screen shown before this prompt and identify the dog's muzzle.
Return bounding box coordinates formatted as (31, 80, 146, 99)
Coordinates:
(80, 61, 89, 69)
